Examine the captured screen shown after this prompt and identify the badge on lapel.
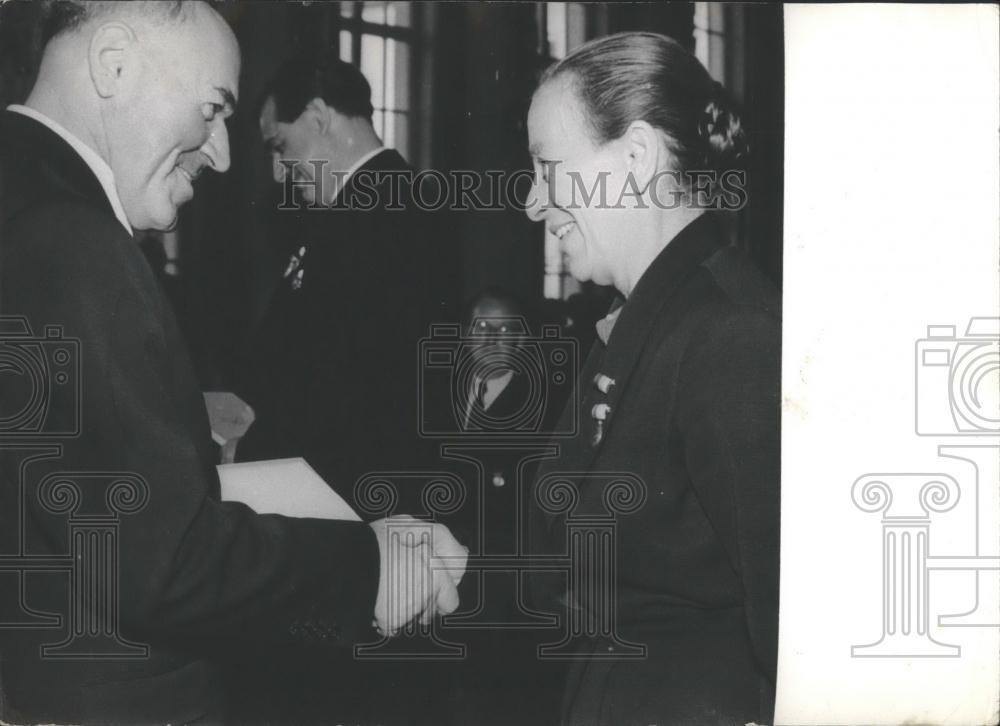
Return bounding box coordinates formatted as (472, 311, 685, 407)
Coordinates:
(590, 373, 616, 448)
(283, 245, 307, 291)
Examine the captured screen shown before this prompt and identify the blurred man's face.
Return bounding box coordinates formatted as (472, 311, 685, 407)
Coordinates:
(259, 97, 326, 204)
(260, 98, 358, 205)
(100, 5, 240, 230)
(466, 298, 526, 371)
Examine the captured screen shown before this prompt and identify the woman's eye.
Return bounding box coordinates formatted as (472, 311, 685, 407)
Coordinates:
(535, 161, 548, 184)
(203, 103, 225, 121)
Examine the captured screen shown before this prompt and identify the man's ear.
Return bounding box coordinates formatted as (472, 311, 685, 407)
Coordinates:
(88, 22, 137, 99)
(622, 120, 664, 193)
(304, 97, 333, 135)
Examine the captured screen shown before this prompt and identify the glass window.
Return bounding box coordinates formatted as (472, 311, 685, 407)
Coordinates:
(361, 1, 386, 25)
(386, 2, 411, 28)
(339, 30, 353, 63)
(339, 2, 415, 160)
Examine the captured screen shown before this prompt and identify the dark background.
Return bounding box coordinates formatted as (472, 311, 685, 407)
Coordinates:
(0, 1, 783, 389)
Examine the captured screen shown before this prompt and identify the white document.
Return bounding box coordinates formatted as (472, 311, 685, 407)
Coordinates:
(218, 457, 360, 521)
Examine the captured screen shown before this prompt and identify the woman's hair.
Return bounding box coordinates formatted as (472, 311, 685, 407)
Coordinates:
(539, 32, 748, 177)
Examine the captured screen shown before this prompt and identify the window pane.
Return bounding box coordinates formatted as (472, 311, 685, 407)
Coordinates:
(340, 2, 355, 18)
(372, 109, 385, 140)
(693, 2, 708, 30)
(385, 36, 396, 112)
(387, 111, 408, 160)
(382, 109, 395, 148)
(339, 30, 353, 63)
(361, 1, 386, 25)
(386, 2, 411, 28)
(385, 39, 411, 112)
(360, 34, 385, 111)
(546, 3, 567, 59)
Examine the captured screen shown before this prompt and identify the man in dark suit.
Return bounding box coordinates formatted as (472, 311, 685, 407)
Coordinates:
(236, 52, 452, 515)
(0, 4, 459, 724)
(228, 52, 461, 726)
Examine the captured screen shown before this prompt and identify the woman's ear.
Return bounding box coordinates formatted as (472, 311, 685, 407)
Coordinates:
(89, 22, 137, 99)
(623, 120, 663, 193)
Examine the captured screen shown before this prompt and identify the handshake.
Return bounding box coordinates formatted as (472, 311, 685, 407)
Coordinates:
(369, 515, 468, 636)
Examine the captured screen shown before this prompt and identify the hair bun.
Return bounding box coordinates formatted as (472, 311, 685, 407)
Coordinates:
(697, 82, 749, 171)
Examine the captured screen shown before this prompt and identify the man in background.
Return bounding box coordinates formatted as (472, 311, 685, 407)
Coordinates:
(0, 4, 459, 723)
(228, 51, 458, 725)
(236, 52, 452, 515)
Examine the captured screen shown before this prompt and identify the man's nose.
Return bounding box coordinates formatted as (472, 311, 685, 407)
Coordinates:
(202, 118, 231, 173)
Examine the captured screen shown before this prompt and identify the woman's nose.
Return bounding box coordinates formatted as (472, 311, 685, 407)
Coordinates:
(525, 174, 548, 222)
(272, 154, 286, 184)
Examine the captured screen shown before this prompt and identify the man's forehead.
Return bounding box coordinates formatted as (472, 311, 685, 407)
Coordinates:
(178, 4, 241, 96)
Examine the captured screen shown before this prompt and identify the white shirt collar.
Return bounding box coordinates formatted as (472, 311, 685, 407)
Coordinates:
(333, 146, 387, 201)
(7, 104, 133, 236)
(595, 306, 623, 345)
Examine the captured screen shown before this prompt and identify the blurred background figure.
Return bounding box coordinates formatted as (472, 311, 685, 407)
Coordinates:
(233, 50, 447, 515)
(460, 287, 534, 431)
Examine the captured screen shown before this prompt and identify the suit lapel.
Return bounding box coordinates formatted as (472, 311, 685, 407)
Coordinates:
(0, 110, 115, 224)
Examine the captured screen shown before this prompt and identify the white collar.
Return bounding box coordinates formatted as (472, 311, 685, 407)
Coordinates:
(595, 306, 623, 345)
(7, 104, 133, 236)
(333, 146, 388, 201)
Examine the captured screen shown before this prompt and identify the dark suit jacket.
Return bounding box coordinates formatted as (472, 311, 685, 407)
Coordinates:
(236, 149, 447, 515)
(528, 213, 781, 726)
(0, 110, 380, 725)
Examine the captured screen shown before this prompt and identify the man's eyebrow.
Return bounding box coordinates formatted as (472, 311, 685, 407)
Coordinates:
(215, 87, 237, 113)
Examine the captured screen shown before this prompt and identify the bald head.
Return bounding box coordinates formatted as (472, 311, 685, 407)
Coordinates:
(27, 0, 240, 231)
(41, 1, 191, 46)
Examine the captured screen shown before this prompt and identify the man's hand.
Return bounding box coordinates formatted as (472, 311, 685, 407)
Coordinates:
(370, 516, 468, 636)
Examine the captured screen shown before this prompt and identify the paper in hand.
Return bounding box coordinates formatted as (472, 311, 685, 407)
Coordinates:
(218, 457, 360, 521)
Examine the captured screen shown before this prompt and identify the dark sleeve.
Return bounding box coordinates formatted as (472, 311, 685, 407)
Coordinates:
(5, 203, 380, 647)
(675, 305, 781, 680)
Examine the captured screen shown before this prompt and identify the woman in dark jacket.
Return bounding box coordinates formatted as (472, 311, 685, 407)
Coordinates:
(524, 32, 781, 726)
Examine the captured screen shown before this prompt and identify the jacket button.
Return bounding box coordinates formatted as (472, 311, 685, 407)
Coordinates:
(491, 472, 506, 488)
